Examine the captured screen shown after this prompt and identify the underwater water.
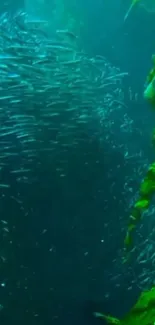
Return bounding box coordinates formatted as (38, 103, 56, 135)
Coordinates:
(0, 0, 155, 324)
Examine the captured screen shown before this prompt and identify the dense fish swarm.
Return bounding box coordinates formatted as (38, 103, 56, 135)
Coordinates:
(0, 10, 128, 185)
(0, 10, 153, 310)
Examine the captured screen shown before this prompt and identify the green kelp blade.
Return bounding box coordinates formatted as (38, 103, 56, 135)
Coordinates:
(121, 287, 155, 325)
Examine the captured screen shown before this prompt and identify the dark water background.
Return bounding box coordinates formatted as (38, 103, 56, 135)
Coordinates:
(0, 0, 154, 324)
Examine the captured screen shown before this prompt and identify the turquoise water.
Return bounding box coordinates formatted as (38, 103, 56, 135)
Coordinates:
(0, 1, 154, 324)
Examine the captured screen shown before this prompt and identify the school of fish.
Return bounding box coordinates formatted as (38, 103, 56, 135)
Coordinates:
(0, 10, 129, 187)
(1, 9, 153, 300)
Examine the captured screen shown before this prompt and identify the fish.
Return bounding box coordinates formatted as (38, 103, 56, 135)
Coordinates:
(124, 0, 141, 21)
(0, 9, 130, 192)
